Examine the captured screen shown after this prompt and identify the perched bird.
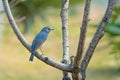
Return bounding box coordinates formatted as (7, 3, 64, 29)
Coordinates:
(29, 26, 54, 61)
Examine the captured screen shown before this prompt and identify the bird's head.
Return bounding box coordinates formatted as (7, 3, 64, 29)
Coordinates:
(41, 26, 54, 33)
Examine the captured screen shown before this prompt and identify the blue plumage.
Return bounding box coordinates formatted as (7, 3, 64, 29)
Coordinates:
(29, 26, 54, 61)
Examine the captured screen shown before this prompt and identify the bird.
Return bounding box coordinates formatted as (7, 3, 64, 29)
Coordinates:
(29, 26, 54, 61)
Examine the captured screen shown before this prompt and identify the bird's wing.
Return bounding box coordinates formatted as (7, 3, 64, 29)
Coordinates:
(31, 33, 47, 52)
(31, 39, 38, 52)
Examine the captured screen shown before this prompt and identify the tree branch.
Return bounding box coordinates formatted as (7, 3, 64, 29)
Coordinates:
(72, 0, 91, 79)
(2, 0, 73, 72)
(0, 16, 26, 24)
(10, 0, 25, 8)
(60, 0, 71, 79)
(74, 0, 91, 68)
(60, 0, 69, 64)
(80, 0, 116, 79)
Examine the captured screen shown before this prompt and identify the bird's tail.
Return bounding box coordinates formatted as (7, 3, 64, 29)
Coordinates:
(29, 53, 35, 61)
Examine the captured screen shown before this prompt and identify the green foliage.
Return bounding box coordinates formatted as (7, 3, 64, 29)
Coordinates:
(105, 5, 120, 68)
(9, 0, 83, 33)
(106, 6, 120, 36)
(106, 23, 120, 36)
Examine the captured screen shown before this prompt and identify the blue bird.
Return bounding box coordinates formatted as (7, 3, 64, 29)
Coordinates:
(29, 26, 54, 61)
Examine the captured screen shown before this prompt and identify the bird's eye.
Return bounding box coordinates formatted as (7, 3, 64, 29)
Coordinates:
(48, 28, 50, 30)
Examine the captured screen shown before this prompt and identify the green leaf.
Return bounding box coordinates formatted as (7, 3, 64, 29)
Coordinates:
(106, 24, 120, 36)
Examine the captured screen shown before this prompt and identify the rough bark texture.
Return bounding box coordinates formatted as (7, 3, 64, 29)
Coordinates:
(60, 0, 71, 80)
(2, 0, 116, 80)
(80, 0, 116, 79)
(2, 0, 72, 72)
(61, 0, 69, 64)
(72, 0, 91, 79)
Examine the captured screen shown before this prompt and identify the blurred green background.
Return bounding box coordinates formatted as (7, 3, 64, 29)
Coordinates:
(0, 0, 120, 80)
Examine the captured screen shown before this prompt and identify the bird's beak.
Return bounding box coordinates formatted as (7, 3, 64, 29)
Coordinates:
(50, 28, 54, 30)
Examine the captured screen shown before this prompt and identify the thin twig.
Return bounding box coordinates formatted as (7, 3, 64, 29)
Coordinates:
(2, 0, 73, 72)
(80, 0, 116, 79)
(10, 0, 26, 8)
(0, 16, 26, 24)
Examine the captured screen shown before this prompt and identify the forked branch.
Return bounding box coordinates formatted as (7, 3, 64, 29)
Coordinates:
(60, 0, 70, 79)
(2, 0, 72, 72)
(2, 0, 116, 80)
(80, 0, 116, 79)
(74, 0, 91, 68)
(72, 0, 91, 79)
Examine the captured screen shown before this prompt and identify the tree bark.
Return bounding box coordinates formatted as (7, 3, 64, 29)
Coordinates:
(80, 0, 116, 79)
(60, 0, 71, 80)
(2, 0, 72, 72)
(72, 0, 91, 79)
(2, 0, 116, 80)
